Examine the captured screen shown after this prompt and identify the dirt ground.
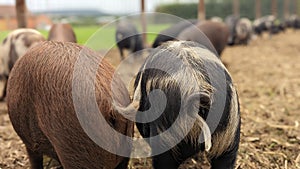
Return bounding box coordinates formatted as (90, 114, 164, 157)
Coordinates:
(0, 29, 300, 169)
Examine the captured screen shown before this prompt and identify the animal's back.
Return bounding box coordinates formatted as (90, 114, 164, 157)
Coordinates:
(197, 21, 229, 55)
(48, 24, 77, 43)
(177, 21, 228, 56)
(152, 19, 198, 48)
(160, 19, 198, 37)
(116, 21, 138, 40)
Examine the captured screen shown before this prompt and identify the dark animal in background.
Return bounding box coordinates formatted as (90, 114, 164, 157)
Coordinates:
(116, 41, 240, 169)
(177, 21, 229, 56)
(253, 15, 275, 35)
(277, 22, 287, 32)
(115, 21, 143, 59)
(152, 19, 198, 48)
(7, 41, 133, 169)
(286, 15, 300, 29)
(225, 15, 239, 45)
(270, 20, 286, 34)
(48, 23, 77, 43)
(293, 15, 300, 29)
(253, 15, 285, 36)
(0, 28, 45, 101)
(225, 16, 253, 45)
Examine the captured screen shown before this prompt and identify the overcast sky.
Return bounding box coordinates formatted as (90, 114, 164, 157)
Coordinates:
(0, 0, 198, 14)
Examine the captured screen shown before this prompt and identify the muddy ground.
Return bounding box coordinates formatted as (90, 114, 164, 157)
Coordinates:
(0, 29, 300, 169)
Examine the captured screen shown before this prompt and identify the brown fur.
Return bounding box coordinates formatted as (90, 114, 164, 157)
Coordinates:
(178, 21, 230, 56)
(7, 41, 133, 169)
(197, 21, 229, 55)
(48, 23, 77, 43)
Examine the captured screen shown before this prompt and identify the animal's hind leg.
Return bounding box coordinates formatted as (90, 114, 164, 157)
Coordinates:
(115, 158, 129, 169)
(210, 127, 240, 169)
(152, 150, 180, 169)
(26, 147, 44, 169)
(210, 148, 238, 169)
(119, 48, 124, 60)
(0, 76, 8, 101)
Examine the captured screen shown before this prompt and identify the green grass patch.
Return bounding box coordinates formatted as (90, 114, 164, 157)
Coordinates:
(0, 30, 10, 42)
(73, 25, 102, 45)
(78, 24, 171, 50)
(0, 23, 171, 49)
(145, 24, 171, 45)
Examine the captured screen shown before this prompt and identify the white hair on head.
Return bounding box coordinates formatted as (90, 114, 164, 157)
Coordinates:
(168, 40, 185, 48)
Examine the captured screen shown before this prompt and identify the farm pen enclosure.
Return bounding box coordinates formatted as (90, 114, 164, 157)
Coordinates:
(0, 29, 299, 169)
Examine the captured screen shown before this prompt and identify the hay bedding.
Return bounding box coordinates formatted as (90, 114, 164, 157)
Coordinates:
(0, 29, 300, 169)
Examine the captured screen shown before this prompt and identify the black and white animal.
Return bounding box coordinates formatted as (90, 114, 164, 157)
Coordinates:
(225, 15, 252, 45)
(271, 20, 286, 34)
(177, 21, 229, 56)
(234, 18, 253, 45)
(0, 28, 45, 101)
(286, 15, 300, 29)
(116, 41, 241, 169)
(225, 15, 239, 45)
(152, 19, 198, 48)
(253, 15, 285, 35)
(115, 21, 143, 59)
(253, 15, 275, 35)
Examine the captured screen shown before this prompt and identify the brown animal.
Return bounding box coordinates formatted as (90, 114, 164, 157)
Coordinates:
(177, 21, 230, 57)
(7, 41, 133, 169)
(48, 23, 77, 43)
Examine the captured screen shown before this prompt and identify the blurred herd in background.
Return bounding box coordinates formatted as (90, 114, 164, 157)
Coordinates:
(0, 0, 300, 168)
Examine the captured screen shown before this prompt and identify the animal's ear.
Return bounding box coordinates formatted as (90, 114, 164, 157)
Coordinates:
(185, 92, 212, 151)
(188, 92, 211, 108)
(72, 31, 77, 43)
(200, 92, 211, 108)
